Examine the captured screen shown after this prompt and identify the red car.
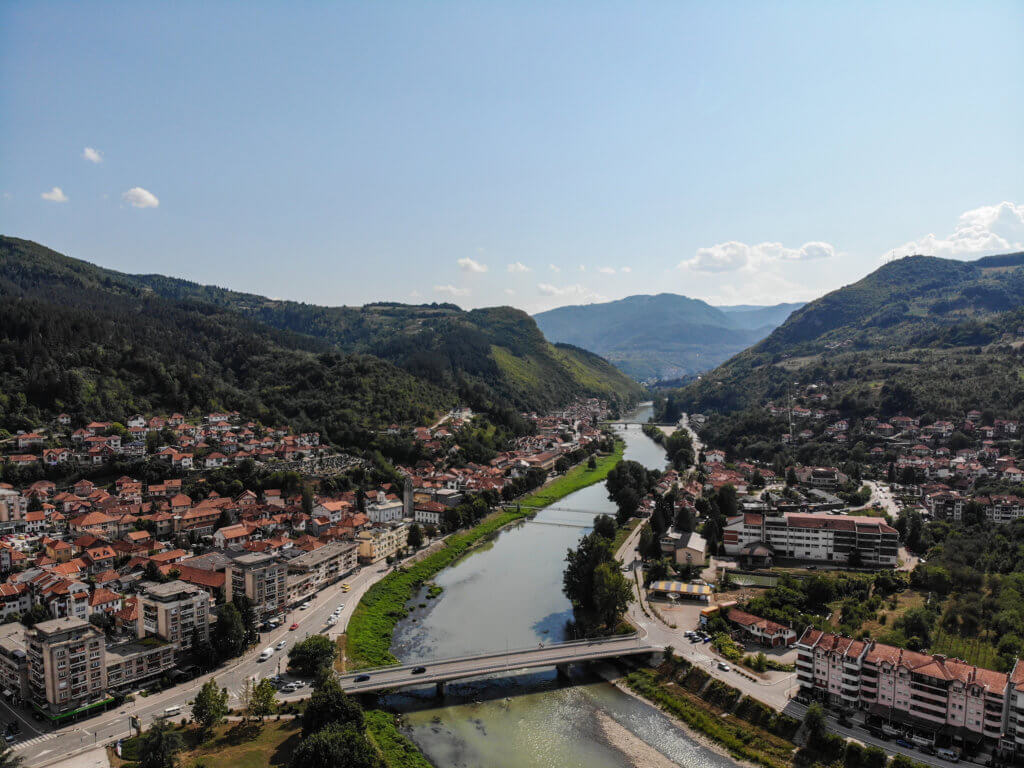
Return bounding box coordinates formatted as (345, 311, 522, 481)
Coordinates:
(289, 623, 299, 631)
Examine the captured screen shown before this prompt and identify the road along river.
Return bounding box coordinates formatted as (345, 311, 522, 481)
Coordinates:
(383, 404, 744, 768)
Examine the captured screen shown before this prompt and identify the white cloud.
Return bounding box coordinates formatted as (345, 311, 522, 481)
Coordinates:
(457, 257, 488, 273)
(548, 264, 561, 273)
(598, 267, 616, 275)
(122, 187, 159, 208)
(892, 201, 1024, 259)
(578, 265, 586, 272)
(536, 282, 605, 301)
(82, 147, 103, 163)
(620, 266, 632, 273)
(681, 240, 835, 272)
(435, 284, 469, 297)
(41, 187, 68, 203)
(409, 289, 422, 299)
(507, 261, 531, 273)
(504, 288, 516, 296)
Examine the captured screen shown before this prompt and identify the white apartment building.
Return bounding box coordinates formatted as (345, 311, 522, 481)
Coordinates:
(723, 512, 899, 567)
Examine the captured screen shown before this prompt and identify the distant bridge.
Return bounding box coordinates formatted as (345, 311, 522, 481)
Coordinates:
(337, 635, 659, 695)
(608, 421, 677, 428)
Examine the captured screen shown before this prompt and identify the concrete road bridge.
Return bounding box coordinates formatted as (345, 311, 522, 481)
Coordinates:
(337, 635, 659, 695)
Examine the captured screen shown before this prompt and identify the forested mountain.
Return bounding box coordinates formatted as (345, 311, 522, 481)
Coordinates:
(0, 236, 640, 441)
(533, 293, 801, 381)
(660, 252, 1024, 424)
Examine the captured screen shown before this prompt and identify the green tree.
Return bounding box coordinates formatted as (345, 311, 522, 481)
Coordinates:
(212, 603, 247, 660)
(587, 455, 597, 470)
(289, 723, 381, 768)
(249, 678, 277, 721)
(592, 562, 633, 629)
(0, 746, 23, 768)
(288, 635, 338, 678)
(232, 594, 258, 645)
(803, 702, 827, 745)
(191, 678, 228, 730)
(407, 522, 424, 549)
(302, 675, 364, 738)
(592, 514, 616, 541)
(138, 720, 183, 768)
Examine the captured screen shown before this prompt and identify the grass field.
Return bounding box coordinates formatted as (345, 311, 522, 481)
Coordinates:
(859, 590, 925, 637)
(112, 721, 301, 768)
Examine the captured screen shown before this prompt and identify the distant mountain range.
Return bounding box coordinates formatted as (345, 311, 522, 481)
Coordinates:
(533, 294, 803, 381)
(662, 250, 1024, 422)
(0, 237, 641, 443)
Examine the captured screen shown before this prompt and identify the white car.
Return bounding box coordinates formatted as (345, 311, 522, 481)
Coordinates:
(301, 601, 312, 610)
(276, 639, 287, 650)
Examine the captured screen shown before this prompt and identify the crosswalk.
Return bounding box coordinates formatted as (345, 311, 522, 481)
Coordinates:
(12, 731, 58, 751)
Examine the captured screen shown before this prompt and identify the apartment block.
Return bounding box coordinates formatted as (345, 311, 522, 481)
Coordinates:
(724, 512, 899, 567)
(26, 618, 108, 719)
(225, 551, 287, 619)
(285, 541, 357, 604)
(356, 522, 408, 564)
(0, 622, 29, 703)
(136, 580, 211, 652)
(796, 629, 1015, 752)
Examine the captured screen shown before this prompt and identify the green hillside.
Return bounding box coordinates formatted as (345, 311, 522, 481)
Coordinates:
(661, 252, 1024, 423)
(0, 236, 640, 439)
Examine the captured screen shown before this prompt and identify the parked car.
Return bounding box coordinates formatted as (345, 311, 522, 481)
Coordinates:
(717, 662, 731, 672)
(895, 739, 914, 750)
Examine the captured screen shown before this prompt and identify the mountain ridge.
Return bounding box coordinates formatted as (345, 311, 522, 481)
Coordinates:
(0, 236, 641, 441)
(533, 293, 802, 381)
(659, 250, 1024, 423)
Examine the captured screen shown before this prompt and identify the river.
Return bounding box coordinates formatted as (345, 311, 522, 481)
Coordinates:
(386, 403, 737, 768)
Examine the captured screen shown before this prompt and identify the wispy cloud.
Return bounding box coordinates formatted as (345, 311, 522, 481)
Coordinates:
(82, 147, 103, 163)
(537, 283, 605, 302)
(122, 187, 159, 208)
(457, 257, 488, 273)
(435, 284, 469, 297)
(597, 267, 616, 275)
(41, 187, 68, 203)
(680, 240, 835, 272)
(548, 264, 561, 273)
(507, 262, 531, 273)
(620, 266, 632, 273)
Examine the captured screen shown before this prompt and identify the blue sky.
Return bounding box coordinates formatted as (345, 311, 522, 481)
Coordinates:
(1, 2, 1022, 312)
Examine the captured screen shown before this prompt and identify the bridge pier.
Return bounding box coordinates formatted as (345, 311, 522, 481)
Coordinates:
(435, 681, 446, 698)
(555, 663, 572, 682)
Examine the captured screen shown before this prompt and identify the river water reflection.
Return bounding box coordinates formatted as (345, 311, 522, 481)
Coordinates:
(387, 403, 737, 767)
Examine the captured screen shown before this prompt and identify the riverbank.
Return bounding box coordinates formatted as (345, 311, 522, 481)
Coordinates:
(616, 663, 799, 768)
(345, 441, 625, 670)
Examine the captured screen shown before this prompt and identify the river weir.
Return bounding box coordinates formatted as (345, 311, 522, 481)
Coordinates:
(385, 403, 739, 768)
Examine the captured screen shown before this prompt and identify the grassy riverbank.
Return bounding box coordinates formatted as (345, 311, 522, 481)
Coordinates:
(623, 666, 798, 768)
(516, 439, 624, 508)
(365, 710, 435, 768)
(345, 441, 624, 669)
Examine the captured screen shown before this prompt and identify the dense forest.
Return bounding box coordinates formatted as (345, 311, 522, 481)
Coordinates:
(0, 237, 641, 441)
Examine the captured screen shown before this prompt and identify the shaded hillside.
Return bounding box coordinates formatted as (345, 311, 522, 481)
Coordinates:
(661, 252, 1024, 421)
(0, 236, 641, 438)
(533, 293, 800, 380)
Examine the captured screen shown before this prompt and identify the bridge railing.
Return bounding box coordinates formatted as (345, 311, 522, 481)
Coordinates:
(336, 633, 649, 678)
